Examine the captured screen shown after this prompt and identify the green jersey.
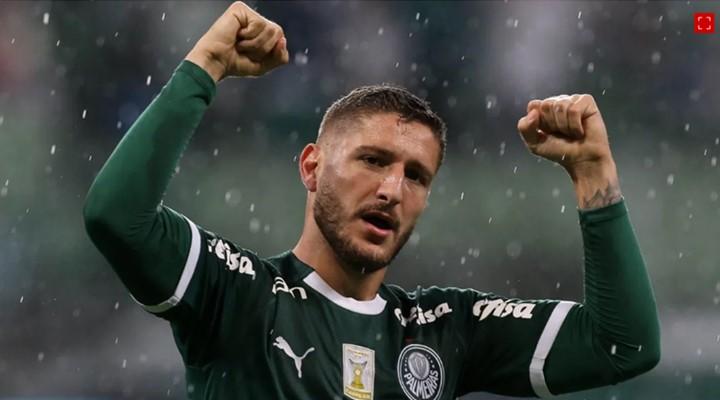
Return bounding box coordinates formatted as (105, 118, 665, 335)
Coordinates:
(83, 61, 660, 399)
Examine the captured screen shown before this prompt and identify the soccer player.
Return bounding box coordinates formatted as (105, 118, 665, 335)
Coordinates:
(83, 2, 660, 399)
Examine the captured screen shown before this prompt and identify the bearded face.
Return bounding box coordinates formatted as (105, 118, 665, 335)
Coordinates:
(310, 113, 440, 273)
(313, 176, 415, 273)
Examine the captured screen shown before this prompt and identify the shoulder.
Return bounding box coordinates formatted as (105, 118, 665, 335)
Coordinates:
(196, 225, 281, 280)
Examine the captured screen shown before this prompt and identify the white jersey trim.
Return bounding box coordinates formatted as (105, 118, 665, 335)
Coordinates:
(132, 215, 201, 314)
(529, 301, 576, 398)
(303, 272, 386, 315)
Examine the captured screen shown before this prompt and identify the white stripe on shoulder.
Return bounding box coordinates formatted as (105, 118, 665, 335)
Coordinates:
(529, 300, 576, 398)
(133, 215, 201, 314)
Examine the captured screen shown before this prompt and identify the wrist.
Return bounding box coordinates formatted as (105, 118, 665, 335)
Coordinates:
(567, 159, 622, 209)
(185, 47, 225, 83)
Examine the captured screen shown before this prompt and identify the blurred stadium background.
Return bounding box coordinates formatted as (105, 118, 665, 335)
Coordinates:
(0, 1, 718, 398)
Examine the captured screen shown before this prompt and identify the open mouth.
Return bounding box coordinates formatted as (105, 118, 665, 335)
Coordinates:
(361, 211, 395, 232)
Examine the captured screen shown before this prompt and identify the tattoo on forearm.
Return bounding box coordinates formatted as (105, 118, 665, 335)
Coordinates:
(580, 181, 623, 209)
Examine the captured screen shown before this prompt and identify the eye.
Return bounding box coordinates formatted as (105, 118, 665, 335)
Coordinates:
(405, 169, 427, 185)
(362, 155, 381, 166)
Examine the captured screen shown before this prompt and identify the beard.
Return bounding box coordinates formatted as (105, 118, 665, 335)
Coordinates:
(313, 180, 414, 274)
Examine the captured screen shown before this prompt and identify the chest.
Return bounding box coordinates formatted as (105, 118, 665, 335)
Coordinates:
(212, 286, 460, 400)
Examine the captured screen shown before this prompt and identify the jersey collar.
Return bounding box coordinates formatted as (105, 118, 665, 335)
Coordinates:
(303, 271, 387, 315)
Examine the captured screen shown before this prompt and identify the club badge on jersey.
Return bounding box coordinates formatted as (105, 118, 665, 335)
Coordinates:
(397, 344, 445, 400)
(343, 344, 376, 400)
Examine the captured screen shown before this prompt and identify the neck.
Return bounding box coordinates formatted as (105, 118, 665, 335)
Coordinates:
(292, 232, 386, 301)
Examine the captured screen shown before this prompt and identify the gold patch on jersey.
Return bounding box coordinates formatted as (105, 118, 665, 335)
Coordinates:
(343, 343, 375, 400)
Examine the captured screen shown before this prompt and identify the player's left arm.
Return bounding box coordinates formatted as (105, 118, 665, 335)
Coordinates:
(511, 94, 661, 394)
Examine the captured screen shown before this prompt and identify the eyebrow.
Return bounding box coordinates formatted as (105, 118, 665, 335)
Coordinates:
(353, 145, 434, 180)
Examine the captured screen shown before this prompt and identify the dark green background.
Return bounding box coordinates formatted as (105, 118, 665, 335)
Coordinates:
(0, 1, 718, 398)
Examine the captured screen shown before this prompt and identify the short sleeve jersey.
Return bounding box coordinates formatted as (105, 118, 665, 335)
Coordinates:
(137, 217, 577, 400)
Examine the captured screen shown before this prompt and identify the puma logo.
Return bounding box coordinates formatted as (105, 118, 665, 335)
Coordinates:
(273, 336, 315, 378)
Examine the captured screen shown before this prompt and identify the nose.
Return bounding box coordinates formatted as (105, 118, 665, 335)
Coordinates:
(376, 167, 404, 205)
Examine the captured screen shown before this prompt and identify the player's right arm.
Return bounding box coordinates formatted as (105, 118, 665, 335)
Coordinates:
(82, 1, 287, 314)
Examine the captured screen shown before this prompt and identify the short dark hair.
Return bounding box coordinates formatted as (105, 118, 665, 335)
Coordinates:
(318, 84, 447, 168)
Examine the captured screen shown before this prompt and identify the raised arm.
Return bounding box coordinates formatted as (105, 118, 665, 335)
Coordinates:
(456, 95, 659, 397)
(82, 1, 288, 307)
(519, 94, 660, 394)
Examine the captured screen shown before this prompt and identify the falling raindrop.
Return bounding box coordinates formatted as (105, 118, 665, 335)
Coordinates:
(82, 109, 87, 119)
(651, 51, 661, 64)
(161, 12, 166, 21)
(146, 75, 152, 86)
(43, 12, 50, 25)
(378, 27, 384, 36)
(560, 205, 566, 213)
(249, 218, 261, 233)
(610, 344, 617, 355)
(294, 52, 309, 66)
(684, 123, 690, 132)
(38, 352, 45, 362)
(50, 145, 56, 155)
(666, 174, 674, 185)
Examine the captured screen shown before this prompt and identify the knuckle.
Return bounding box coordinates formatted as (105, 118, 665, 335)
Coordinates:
(541, 100, 553, 112)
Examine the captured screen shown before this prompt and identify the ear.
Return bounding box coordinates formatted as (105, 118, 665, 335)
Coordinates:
(298, 143, 320, 192)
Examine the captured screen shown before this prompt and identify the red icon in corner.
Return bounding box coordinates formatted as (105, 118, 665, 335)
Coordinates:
(694, 13, 715, 34)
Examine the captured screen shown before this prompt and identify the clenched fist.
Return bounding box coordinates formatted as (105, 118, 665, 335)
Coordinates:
(185, 1, 289, 82)
(517, 94, 612, 170)
(518, 94, 622, 208)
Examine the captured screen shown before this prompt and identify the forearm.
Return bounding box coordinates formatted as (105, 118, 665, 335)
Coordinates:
(568, 159, 623, 210)
(83, 61, 216, 303)
(83, 60, 215, 232)
(545, 201, 660, 394)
